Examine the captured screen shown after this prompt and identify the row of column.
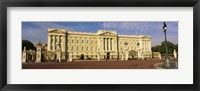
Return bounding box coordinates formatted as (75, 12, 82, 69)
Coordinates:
(103, 38, 113, 51)
(48, 35, 66, 51)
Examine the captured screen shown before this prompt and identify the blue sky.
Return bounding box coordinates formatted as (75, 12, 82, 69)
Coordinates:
(22, 22, 178, 46)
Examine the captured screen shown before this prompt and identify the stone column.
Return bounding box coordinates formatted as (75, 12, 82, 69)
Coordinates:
(103, 38, 105, 50)
(115, 38, 117, 51)
(36, 47, 41, 62)
(110, 38, 112, 51)
(105, 38, 107, 51)
(53, 35, 56, 50)
(107, 38, 109, 50)
(47, 35, 51, 51)
(108, 38, 110, 51)
(149, 40, 151, 51)
(62, 35, 65, 52)
(98, 37, 101, 51)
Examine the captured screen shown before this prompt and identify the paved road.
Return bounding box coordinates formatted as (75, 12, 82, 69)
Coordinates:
(22, 59, 167, 69)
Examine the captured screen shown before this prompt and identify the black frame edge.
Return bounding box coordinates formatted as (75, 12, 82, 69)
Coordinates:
(194, 1, 200, 90)
(0, 0, 199, 91)
(0, 0, 7, 90)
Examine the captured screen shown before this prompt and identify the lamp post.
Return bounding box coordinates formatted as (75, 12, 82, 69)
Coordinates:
(163, 22, 171, 68)
(137, 42, 140, 60)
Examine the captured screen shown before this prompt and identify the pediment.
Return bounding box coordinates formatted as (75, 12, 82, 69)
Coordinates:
(99, 32, 116, 36)
(142, 35, 151, 39)
(48, 29, 66, 34)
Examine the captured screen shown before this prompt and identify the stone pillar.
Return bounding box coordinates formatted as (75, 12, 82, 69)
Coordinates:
(47, 35, 51, 51)
(62, 36, 65, 52)
(108, 38, 110, 51)
(115, 38, 117, 51)
(149, 40, 151, 51)
(105, 38, 107, 51)
(107, 38, 109, 50)
(103, 38, 105, 50)
(110, 38, 112, 50)
(99, 38, 101, 51)
(53, 35, 56, 50)
(36, 47, 41, 62)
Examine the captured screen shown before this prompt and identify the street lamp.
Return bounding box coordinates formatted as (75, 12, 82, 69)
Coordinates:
(163, 22, 171, 68)
(137, 42, 140, 60)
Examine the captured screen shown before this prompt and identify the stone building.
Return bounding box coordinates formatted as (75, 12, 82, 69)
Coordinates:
(47, 28, 152, 62)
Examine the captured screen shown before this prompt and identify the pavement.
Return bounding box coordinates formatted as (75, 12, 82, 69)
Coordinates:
(22, 59, 170, 69)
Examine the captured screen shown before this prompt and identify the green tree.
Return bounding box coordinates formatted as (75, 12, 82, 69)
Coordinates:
(152, 41, 178, 55)
(22, 40, 36, 51)
(152, 45, 161, 52)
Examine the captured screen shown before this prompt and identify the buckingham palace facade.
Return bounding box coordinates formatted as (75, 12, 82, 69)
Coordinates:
(46, 28, 152, 62)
